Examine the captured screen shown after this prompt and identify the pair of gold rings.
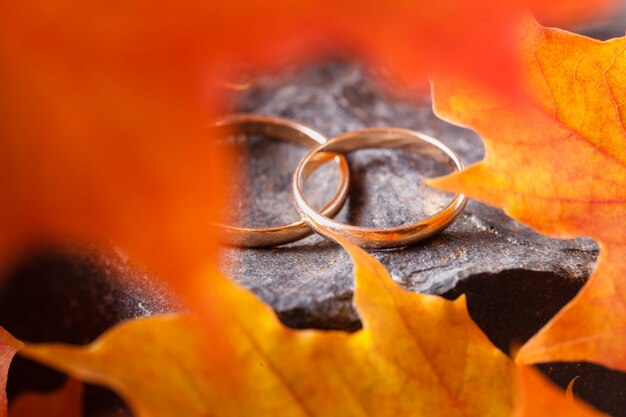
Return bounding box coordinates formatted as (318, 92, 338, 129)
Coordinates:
(214, 114, 466, 250)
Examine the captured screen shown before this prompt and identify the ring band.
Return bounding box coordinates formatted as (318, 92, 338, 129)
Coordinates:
(292, 128, 467, 249)
(213, 114, 350, 248)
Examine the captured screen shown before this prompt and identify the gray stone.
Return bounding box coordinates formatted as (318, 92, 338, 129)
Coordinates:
(218, 61, 598, 330)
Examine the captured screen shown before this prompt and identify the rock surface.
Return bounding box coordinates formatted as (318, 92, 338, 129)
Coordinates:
(219, 61, 599, 331)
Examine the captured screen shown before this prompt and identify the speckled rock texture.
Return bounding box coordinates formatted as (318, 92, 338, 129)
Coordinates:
(219, 61, 599, 330)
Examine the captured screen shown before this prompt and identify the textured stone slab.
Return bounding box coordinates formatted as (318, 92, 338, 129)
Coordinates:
(219, 61, 598, 330)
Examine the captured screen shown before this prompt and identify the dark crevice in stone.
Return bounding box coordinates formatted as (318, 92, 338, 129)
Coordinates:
(7, 357, 133, 416)
(0, 247, 175, 417)
(446, 268, 626, 417)
(445, 269, 585, 354)
(538, 362, 626, 417)
(84, 384, 134, 417)
(277, 304, 362, 332)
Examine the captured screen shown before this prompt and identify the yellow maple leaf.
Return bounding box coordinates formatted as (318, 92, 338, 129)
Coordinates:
(18, 238, 606, 417)
(428, 17, 626, 370)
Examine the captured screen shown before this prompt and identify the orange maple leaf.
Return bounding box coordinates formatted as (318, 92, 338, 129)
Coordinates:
(429, 18, 626, 370)
(0, 0, 612, 295)
(0, 328, 23, 417)
(18, 238, 607, 417)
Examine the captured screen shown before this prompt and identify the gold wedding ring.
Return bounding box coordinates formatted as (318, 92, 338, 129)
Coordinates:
(292, 128, 467, 249)
(213, 114, 350, 248)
